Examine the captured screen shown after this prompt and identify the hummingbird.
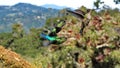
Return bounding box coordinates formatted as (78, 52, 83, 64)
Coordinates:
(40, 33, 66, 45)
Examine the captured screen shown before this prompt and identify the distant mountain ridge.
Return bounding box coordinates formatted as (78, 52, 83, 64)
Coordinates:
(0, 3, 59, 32)
(42, 4, 69, 9)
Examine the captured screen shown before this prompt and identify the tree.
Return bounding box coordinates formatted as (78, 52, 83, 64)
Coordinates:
(114, 0, 120, 4)
(94, 0, 104, 9)
(12, 23, 24, 38)
(94, 0, 120, 10)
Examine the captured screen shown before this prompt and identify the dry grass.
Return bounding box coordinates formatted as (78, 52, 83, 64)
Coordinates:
(0, 46, 33, 68)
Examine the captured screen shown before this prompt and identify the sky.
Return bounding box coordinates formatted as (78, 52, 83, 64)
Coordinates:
(0, 0, 120, 9)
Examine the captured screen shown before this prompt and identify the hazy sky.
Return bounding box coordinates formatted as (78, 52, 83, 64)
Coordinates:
(0, 0, 119, 9)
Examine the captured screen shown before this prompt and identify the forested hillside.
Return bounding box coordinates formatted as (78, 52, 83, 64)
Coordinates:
(0, 3, 59, 32)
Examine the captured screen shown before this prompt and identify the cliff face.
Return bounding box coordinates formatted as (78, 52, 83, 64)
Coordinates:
(0, 46, 33, 68)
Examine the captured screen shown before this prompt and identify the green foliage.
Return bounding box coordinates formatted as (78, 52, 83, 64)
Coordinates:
(45, 17, 60, 27)
(12, 23, 24, 38)
(114, 0, 120, 4)
(10, 28, 42, 58)
(94, 0, 104, 9)
(0, 33, 13, 47)
(10, 35, 41, 58)
(94, 0, 120, 10)
(110, 50, 120, 64)
(0, 24, 43, 58)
